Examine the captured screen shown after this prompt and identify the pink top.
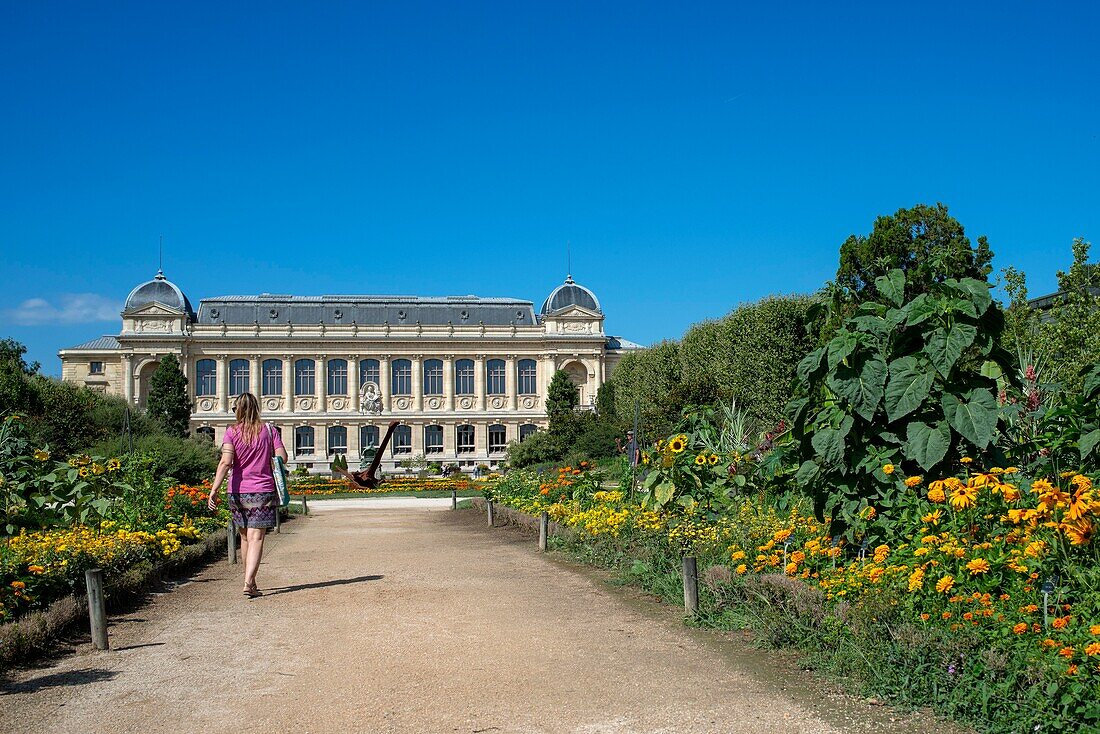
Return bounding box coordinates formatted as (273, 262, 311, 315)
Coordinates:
(223, 423, 284, 494)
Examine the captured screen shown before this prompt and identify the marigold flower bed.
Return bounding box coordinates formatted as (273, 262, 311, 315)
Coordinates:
(290, 476, 482, 496)
(489, 463, 1100, 733)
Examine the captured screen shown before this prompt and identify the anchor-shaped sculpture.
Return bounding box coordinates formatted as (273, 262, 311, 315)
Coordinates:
(332, 420, 401, 490)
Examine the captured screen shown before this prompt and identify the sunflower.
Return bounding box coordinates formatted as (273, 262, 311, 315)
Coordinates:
(694, 454, 707, 466)
(107, 458, 121, 471)
(640, 452, 650, 466)
(707, 453, 719, 465)
(668, 437, 687, 454)
(33, 450, 50, 461)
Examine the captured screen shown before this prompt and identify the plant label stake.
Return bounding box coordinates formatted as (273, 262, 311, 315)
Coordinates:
(451, 488, 458, 510)
(783, 539, 791, 573)
(301, 493, 309, 515)
(85, 568, 109, 651)
(227, 519, 237, 564)
(682, 556, 699, 616)
(538, 511, 549, 551)
(487, 499, 495, 527)
(1041, 577, 1056, 630)
(859, 538, 870, 561)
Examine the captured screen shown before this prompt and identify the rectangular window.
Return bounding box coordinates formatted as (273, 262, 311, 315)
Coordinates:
(391, 359, 412, 396)
(456, 425, 475, 454)
(295, 359, 315, 396)
(262, 359, 282, 396)
(328, 359, 348, 395)
(295, 426, 315, 456)
(196, 359, 217, 396)
(89, 361, 104, 375)
(455, 360, 474, 395)
(392, 424, 412, 455)
(423, 360, 443, 396)
(229, 359, 250, 396)
(424, 425, 444, 454)
(486, 359, 506, 395)
(328, 426, 348, 455)
(518, 359, 537, 395)
(488, 425, 507, 454)
(360, 359, 380, 386)
(520, 424, 538, 441)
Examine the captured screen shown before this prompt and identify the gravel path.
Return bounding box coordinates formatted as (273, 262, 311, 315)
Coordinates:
(0, 507, 960, 734)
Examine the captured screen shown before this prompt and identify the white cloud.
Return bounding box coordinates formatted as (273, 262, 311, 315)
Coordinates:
(3, 294, 123, 326)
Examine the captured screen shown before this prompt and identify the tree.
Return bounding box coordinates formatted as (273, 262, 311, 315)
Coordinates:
(147, 355, 191, 437)
(595, 381, 618, 424)
(0, 338, 39, 375)
(546, 369, 580, 452)
(0, 338, 39, 417)
(837, 203, 994, 301)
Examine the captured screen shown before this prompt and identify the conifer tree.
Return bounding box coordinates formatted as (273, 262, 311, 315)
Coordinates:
(147, 354, 191, 437)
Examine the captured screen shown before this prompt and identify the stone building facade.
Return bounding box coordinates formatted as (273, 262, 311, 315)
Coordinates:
(59, 271, 640, 472)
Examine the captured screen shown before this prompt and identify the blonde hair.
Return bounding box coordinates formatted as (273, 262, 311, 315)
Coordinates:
(233, 392, 263, 445)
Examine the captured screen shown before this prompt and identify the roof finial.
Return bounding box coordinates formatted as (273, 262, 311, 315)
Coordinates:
(155, 235, 165, 279)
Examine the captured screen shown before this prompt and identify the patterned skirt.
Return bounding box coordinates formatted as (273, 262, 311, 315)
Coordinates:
(228, 491, 277, 529)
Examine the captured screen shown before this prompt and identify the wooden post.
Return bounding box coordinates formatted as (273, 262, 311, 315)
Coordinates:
(451, 488, 458, 510)
(274, 507, 281, 534)
(85, 569, 109, 651)
(487, 499, 495, 527)
(227, 519, 237, 564)
(302, 493, 309, 516)
(538, 511, 549, 551)
(682, 556, 699, 616)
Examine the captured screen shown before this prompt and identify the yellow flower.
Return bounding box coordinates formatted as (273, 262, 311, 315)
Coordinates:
(950, 485, 978, 510)
(33, 450, 50, 461)
(735, 564, 747, 575)
(960, 457, 973, 464)
(928, 482, 946, 503)
(707, 454, 719, 465)
(91, 463, 105, 476)
(640, 452, 650, 465)
(107, 458, 121, 471)
(694, 454, 707, 466)
(27, 565, 44, 574)
(668, 437, 686, 454)
(904, 475, 922, 487)
(1085, 643, 1100, 657)
(966, 558, 991, 575)
(882, 464, 895, 475)
(935, 575, 955, 594)
(922, 510, 942, 525)
(78, 467, 89, 478)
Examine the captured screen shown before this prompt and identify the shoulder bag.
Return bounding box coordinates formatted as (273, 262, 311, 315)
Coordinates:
(268, 424, 291, 508)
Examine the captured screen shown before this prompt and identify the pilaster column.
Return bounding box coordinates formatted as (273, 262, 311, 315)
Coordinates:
(122, 354, 134, 405)
(351, 358, 361, 412)
(443, 355, 455, 412)
(217, 355, 229, 413)
(412, 356, 423, 411)
(410, 420, 423, 456)
(316, 422, 328, 459)
(541, 354, 556, 403)
(379, 356, 391, 411)
(283, 356, 294, 413)
(348, 422, 360, 463)
(442, 420, 454, 459)
(505, 355, 517, 411)
(475, 421, 487, 459)
(475, 355, 487, 412)
(249, 355, 260, 397)
(317, 356, 327, 412)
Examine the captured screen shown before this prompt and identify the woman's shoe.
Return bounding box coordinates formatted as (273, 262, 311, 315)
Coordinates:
(244, 584, 262, 598)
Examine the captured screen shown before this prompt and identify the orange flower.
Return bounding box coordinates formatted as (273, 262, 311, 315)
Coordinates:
(1012, 623, 1028, 634)
(1052, 616, 1070, 630)
(1085, 643, 1100, 657)
(1059, 647, 1075, 659)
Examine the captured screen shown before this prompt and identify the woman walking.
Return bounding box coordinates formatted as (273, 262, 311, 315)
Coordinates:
(207, 392, 287, 597)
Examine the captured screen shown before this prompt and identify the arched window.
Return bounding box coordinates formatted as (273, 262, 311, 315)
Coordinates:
(456, 424, 475, 454)
(423, 359, 443, 395)
(518, 359, 537, 395)
(262, 359, 282, 396)
(196, 359, 216, 396)
(327, 359, 348, 395)
(486, 359, 506, 395)
(294, 426, 315, 456)
(360, 425, 379, 453)
(455, 359, 474, 395)
(519, 424, 538, 442)
(328, 426, 347, 455)
(391, 424, 412, 455)
(391, 359, 412, 395)
(359, 359, 380, 387)
(294, 359, 316, 395)
(229, 359, 250, 396)
(424, 425, 443, 454)
(488, 424, 507, 454)
(196, 426, 216, 443)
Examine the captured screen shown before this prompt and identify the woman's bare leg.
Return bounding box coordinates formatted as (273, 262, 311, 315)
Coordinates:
(244, 527, 265, 589)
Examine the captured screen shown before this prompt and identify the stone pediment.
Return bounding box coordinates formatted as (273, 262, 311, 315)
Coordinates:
(124, 301, 186, 318)
(544, 304, 603, 321)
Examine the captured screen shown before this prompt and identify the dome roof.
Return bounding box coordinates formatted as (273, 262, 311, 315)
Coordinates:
(541, 275, 601, 315)
(124, 271, 194, 316)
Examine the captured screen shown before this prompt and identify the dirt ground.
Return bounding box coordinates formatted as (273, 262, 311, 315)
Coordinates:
(0, 507, 963, 734)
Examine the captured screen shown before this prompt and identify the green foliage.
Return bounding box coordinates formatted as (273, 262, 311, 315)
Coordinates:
(836, 203, 994, 300)
(85, 434, 218, 485)
(23, 377, 100, 456)
(595, 381, 617, 423)
(789, 268, 1015, 537)
(506, 429, 560, 469)
(607, 341, 684, 438)
(146, 354, 192, 437)
(564, 414, 620, 467)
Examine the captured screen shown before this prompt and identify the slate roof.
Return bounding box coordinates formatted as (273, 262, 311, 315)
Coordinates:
(606, 336, 644, 350)
(541, 276, 601, 314)
(125, 272, 195, 317)
(195, 295, 538, 326)
(64, 336, 121, 351)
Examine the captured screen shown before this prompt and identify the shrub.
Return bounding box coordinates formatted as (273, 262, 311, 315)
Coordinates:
(85, 434, 218, 485)
(506, 430, 561, 469)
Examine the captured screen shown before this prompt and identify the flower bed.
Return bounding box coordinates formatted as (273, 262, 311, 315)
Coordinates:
(290, 475, 481, 496)
(488, 463, 1100, 733)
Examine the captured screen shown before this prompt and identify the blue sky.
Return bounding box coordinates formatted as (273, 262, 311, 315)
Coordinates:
(2, 1, 1098, 374)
